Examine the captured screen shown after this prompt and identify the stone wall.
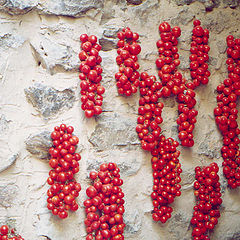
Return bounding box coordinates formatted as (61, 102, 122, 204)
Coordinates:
(0, 0, 239, 239)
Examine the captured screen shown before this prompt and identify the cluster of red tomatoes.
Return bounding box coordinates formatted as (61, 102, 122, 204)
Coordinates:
(151, 135, 182, 223)
(156, 21, 210, 147)
(214, 35, 240, 189)
(136, 20, 210, 222)
(157, 21, 199, 147)
(156, 22, 181, 98)
(0, 225, 24, 240)
(136, 72, 163, 152)
(115, 27, 141, 96)
(137, 71, 182, 223)
(79, 34, 105, 118)
(177, 20, 210, 147)
(190, 20, 210, 88)
(84, 163, 125, 240)
(191, 163, 222, 240)
(47, 124, 82, 219)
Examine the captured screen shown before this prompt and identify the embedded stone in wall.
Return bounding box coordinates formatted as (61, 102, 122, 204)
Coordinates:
(172, 0, 193, 6)
(0, 32, 25, 76)
(127, 0, 143, 5)
(0, 114, 19, 173)
(202, 0, 218, 11)
(0, 0, 37, 15)
(25, 131, 51, 159)
(202, 11, 230, 33)
(180, 168, 195, 190)
(172, 0, 218, 10)
(87, 148, 143, 176)
(0, 153, 18, 173)
(171, 7, 194, 26)
(30, 37, 78, 74)
(128, 0, 159, 23)
(167, 211, 192, 240)
(223, 0, 239, 8)
(89, 113, 138, 151)
(24, 84, 75, 119)
(197, 131, 221, 159)
(0, 184, 19, 208)
(100, 8, 116, 25)
(124, 209, 142, 236)
(0, 33, 25, 50)
(103, 26, 120, 39)
(38, 0, 104, 17)
(38, 237, 51, 240)
(217, 39, 227, 54)
(0, 114, 9, 132)
(99, 26, 120, 51)
(214, 214, 240, 240)
(99, 38, 117, 51)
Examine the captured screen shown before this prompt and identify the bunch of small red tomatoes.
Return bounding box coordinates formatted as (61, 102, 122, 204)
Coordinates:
(0, 225, 24, 240)
(191, 163, 222, 240)
(77, 18, 240, 240)
(2, 18, 229, 240)
(47, 124, 81, 219)
(1, 16, 237, 240)
(47, 125, 125, 240)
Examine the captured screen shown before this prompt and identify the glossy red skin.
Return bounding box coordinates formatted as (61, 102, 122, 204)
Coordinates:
(191, 163, 222, 239)
(0, 225, 24, 240)
(115, 27, 141, 96)
(79, 34, 105, 118)
(84, 163, 125, 240)
(157, 20, 210, 148)
(47, 124, 81, 219)
(136, 20, 210, 223)
(214, 34, 240, 189)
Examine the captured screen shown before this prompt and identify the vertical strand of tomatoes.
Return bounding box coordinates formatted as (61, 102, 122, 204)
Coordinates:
(151, 135, 182, 223)
(136, 72, 163, 152)
(137, 71, 182, 223)
(178, 20, 210, 147)
(191, 163, 222, 240)
(115, 27, 141, 96)
(156, 22, 182, 98)
(157, 21, 200, 147)
(152, 23, 184, 222)
(189, 20, 210, 88)
(84, 163, 125, 240)
(136, 22, 183, 223)
(79, 34, 105, 118)
(177, 20, 210, 147)
(214, 35, 240, 189)
(0, 225, 24, 240)
(47, 124, 82, 219)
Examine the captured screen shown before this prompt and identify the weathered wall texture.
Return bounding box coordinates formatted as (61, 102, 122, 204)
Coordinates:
(0, 0, 239, 239)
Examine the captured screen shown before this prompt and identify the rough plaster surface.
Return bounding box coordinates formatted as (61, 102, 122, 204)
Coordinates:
(0, 0, 239, 239)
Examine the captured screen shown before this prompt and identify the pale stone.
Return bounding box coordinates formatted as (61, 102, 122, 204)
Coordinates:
(25, 131, 51, 159)
(0, 0, 104, 17)
(0, 0, 240, 239)
(38, 0, 104, 17)
(30, 37, 78, 74)
(171, 7, 195, 25)
(0, 184, 19, 208)
(0, 115, 19, 173)
(89, 113, 138, 151)
(24, 84, 75, 119)
(167, 211, 192, 240)
(0, 0, 37, 15)
(124, 209, 142, 236)
(0, 32, 25, 49)
(87, 147, 143, 176)
(127, 0, 143, 5)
